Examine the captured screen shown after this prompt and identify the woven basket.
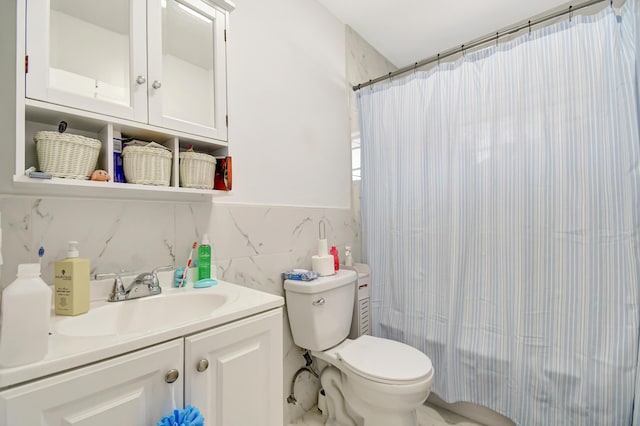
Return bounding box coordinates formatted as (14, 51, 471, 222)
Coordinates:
(179, 152, 216, 189)
(122, 145, 172, 186)
(34, 131, 101, 179)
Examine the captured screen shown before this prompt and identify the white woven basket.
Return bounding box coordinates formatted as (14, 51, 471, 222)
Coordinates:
(179, 152, 216, 189)
(122, 145, 172, 186)
(34, 131, 101, 179)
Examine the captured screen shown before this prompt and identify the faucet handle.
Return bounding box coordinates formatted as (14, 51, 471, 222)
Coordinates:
(95, 272, 126, 302)
(152, 265, 174, 275)
(148, 265, 174, 289)
(95, 272, 123, 283)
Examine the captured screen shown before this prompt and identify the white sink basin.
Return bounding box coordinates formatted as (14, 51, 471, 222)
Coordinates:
(55, 292, 229, 337)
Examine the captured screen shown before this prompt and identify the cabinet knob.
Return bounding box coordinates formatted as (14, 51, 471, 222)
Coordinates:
(196, 359, 209, 372)
(165, 369, 180, 383)
(152, 80, 162, 89)
(136, 75, 146, 85)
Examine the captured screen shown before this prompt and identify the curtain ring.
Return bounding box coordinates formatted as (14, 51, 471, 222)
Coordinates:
(388, 72, 392, 82)
(414, 62, 418, 74)
(528, 20, 531, 35)
(369, 79, 373, 91)
(461, 44, 465, 57)
(495, 32, 499, 46)
(437, 54, 440, 66)
(569, 5, 573, 22)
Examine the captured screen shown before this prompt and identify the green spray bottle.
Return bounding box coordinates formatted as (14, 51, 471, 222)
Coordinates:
(198, 234, 211, 280)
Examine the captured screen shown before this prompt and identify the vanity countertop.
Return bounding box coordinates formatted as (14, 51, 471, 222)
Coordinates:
(0, 277, 284, 389)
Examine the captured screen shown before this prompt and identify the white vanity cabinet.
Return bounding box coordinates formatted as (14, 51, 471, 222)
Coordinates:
(26, 0, 229, 141)
(0, 339, 184, 426)
(0, 308, 284, 426)
(185, 309, 283, 426)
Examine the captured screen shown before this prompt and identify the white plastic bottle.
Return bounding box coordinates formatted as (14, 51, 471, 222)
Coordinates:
(0, 263, 52, 367)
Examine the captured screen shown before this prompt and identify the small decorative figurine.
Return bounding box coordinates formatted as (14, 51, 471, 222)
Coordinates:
(90, 169, 110, 182)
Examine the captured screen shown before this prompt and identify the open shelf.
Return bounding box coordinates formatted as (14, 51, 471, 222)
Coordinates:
(18, 101, 229, 202)
(13, 174, 227, 202)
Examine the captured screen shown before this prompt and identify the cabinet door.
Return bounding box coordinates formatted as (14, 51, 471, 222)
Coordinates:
(185, 308, 283, 426)
(147, 0, 228, 141)
(0, 339, 184, 426)
(26, 0, 148, 122)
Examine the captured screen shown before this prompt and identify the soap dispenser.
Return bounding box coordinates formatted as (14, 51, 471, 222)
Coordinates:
(54, 241, 90, 316)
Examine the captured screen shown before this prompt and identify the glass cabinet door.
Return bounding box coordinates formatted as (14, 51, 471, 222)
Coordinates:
(147, 0, 228, 141)
(26, 0, 148, 122)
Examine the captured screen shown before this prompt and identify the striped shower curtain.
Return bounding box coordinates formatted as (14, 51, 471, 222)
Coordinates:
(358, 1, 640, 425)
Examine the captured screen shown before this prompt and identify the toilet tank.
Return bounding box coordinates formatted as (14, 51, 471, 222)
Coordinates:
(284, 269, 357, 351)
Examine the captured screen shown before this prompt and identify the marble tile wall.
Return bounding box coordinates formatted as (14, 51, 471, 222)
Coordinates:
(346, 25, 397, 135)
(0, 196, 360, 424)
(211, 203, 359, 422)
(0, 197, 211, 286)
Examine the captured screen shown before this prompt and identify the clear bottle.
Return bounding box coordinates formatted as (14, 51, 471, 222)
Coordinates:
(0, 263, 52, 367)
(198, 234, 212, 280)
(344, 245, 353, 267)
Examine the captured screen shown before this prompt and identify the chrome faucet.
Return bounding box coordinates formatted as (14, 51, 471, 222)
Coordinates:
(96, 266, 173, 302)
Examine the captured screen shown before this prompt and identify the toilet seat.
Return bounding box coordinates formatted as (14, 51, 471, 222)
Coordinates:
(336, 335, 433, 385)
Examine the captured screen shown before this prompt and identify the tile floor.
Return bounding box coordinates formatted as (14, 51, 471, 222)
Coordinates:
(289, 403, 486, 426)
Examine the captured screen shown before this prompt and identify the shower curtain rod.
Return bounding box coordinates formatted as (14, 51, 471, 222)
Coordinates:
(352, 0, 609, 91)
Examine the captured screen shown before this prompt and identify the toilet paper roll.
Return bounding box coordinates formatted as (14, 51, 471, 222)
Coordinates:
(312, 255, 335, 276)
(317, 239, 328, 257)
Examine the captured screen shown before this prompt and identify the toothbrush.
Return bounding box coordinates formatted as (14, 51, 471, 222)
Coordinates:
(180, 242, 197, 288)
(38, 246, 45, 266)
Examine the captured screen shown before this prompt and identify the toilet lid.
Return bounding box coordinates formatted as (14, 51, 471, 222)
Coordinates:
(336, 335, 432, 384)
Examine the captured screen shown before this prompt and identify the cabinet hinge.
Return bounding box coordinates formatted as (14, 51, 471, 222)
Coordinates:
(224, 29, 227, 42)
(25, 55, 28, 74)
(226, 114, 228, 127)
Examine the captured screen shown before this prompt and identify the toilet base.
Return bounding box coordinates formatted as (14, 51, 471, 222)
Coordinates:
(320, 366, 424, 426)
(321, 367, 360, 426)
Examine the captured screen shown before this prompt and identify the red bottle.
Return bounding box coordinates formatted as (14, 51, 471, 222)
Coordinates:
(330, 246, 339, 271)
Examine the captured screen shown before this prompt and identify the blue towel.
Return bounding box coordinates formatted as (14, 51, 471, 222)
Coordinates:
(282, 270, 319, 281)
(157, 405, 204, 426)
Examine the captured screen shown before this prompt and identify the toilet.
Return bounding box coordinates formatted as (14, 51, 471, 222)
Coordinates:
(284, 269, 434, 426)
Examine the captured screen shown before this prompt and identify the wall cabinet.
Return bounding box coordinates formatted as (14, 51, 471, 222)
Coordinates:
(10, 0, 234, 201)
(26, 0, 229, 141)
(0, 309, 283, 426)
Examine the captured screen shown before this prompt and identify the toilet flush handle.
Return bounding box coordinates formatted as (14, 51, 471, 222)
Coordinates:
(313, 298, 325, 306)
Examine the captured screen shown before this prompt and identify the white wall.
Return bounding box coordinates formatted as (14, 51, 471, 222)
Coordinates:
(222, 0, 351, 208)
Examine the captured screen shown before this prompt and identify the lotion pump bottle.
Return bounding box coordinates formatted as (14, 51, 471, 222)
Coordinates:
(54, 241, 90, 316)
(0, 263, 52, 367)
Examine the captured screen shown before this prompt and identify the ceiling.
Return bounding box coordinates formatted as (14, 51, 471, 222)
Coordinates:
(317, 0, 595, 67)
